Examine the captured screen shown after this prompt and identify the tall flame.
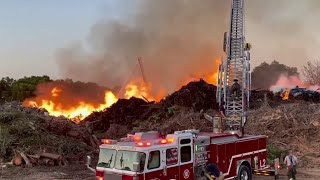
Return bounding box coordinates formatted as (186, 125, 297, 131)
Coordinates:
(25, 90, 118, 122)
(124, 79, 164, 101)
(178, 58, 219, 87)
(23, 80, 162, 122)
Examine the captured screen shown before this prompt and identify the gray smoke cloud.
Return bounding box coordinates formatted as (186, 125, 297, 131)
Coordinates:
(56, 0, 320, 94)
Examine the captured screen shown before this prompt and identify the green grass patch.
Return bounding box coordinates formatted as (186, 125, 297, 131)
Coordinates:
(267, 144, 288, 165)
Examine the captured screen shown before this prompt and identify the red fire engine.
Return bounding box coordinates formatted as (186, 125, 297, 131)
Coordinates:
(86, 0, 281, 179)
(87, 129, 279, 180)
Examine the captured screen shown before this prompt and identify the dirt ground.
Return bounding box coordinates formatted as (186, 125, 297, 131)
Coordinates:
(1, 163, 320, 180)
(254, 168, 320, 180)
(0, 163, 95, 180)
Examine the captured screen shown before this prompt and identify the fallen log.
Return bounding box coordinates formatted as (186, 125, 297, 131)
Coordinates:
(27, 154, 40, 165)
(39, 158, 54, 166)
(19, 152, 32, 168)
(40, 152, 62, 161)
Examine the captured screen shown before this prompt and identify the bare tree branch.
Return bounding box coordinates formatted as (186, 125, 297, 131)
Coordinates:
(302, 60, 320, 85)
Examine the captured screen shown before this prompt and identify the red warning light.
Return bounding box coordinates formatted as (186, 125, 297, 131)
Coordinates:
(136, 142, 152, 147)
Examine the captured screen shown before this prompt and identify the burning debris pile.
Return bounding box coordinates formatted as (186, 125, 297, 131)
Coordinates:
(159, 79, 218, 111)
(0, 102, 98, 167)
(275, 86, 320, 102)
(84, 97, 152, 132)
(249, 87, 320, 109)
(247, 102, 320, 168)
(81, 80, 320, 138)
(270, 75, 320, 102)
(83, 79, 218, 137)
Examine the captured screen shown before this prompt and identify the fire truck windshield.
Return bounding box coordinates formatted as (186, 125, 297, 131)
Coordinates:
(114, 150, 146, 172)
(97, 149, 116, 168)
(97, 148, 146, 172)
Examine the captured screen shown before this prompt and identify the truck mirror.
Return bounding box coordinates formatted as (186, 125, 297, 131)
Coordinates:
(133, 162, 140, 172)
(86, 155, 95, 173)
(86, 155, 92, 166)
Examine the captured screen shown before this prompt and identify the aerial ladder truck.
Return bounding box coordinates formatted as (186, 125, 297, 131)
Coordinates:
(216, 0, 251, 137)
(86, 1, 280, 180)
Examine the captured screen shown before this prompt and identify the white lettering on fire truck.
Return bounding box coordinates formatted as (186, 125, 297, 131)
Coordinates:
(183, 169, 190, 179)
(260, 158, 266, 167)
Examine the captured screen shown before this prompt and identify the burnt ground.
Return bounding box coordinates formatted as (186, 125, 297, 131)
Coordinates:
(1, 164, 320, 180)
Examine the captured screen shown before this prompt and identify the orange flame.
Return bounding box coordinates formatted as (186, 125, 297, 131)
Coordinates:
(51, 87, 62, 97)
(282, 89, 290, 100)
(179, 59, 219, 87)
(24, 80, 162, 122)
(25, 90, 118, 123)
(124, 79, 164, 101)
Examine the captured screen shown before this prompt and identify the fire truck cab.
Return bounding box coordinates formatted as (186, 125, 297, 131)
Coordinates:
(88, 129, 278, 180)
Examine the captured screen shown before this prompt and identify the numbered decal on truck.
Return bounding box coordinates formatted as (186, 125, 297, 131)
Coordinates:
(259, 159, 266, 167)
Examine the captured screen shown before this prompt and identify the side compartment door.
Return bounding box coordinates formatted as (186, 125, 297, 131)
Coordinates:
(225, 143, 236, 176)
(217, 144, 227, 173)
(179, 138, 194, 180)
(145, 150, 166, 180)
(165, 147, 179, 179)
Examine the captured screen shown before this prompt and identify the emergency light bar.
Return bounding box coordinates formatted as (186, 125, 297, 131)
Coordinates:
(134, 131, 160, 141)
(135, 138, 174, 147)
(101, 139, 117, 144)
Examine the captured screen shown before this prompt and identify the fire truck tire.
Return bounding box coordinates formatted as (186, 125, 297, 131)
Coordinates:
(237, 165, 252, 180)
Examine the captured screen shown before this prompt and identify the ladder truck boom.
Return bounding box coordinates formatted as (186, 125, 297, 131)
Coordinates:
(217, 0, 251, 136)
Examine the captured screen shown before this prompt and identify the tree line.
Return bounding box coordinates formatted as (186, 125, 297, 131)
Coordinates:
(0, 76, 51, 102)
(251, 60, 320, 89)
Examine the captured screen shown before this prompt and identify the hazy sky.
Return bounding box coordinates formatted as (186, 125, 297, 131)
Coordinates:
(0, 0, 320, 80)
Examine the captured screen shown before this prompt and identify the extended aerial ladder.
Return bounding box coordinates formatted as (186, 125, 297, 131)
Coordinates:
(216, 0, 251, 136)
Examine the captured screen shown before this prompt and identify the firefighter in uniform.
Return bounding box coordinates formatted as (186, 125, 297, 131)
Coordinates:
(205, 164, 224, 180)
(231, 79, 240, 99)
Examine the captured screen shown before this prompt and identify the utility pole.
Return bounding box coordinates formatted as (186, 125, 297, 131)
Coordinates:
(138, 57, 147, 84)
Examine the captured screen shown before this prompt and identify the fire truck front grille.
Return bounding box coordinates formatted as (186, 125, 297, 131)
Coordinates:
(105, 173, 122, 180)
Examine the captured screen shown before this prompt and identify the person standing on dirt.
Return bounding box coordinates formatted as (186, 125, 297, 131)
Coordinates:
(284, 150, 298, 180)
(231, 79, 241, 98)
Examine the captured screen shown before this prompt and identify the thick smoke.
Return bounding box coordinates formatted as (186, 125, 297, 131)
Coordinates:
(56, 0, 230, 95)
(57, 0, 320, 95)
(246, 0, 320, 68)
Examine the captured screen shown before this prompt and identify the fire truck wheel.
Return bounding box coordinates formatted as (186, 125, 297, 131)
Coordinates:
(237, 165, 252, 180)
